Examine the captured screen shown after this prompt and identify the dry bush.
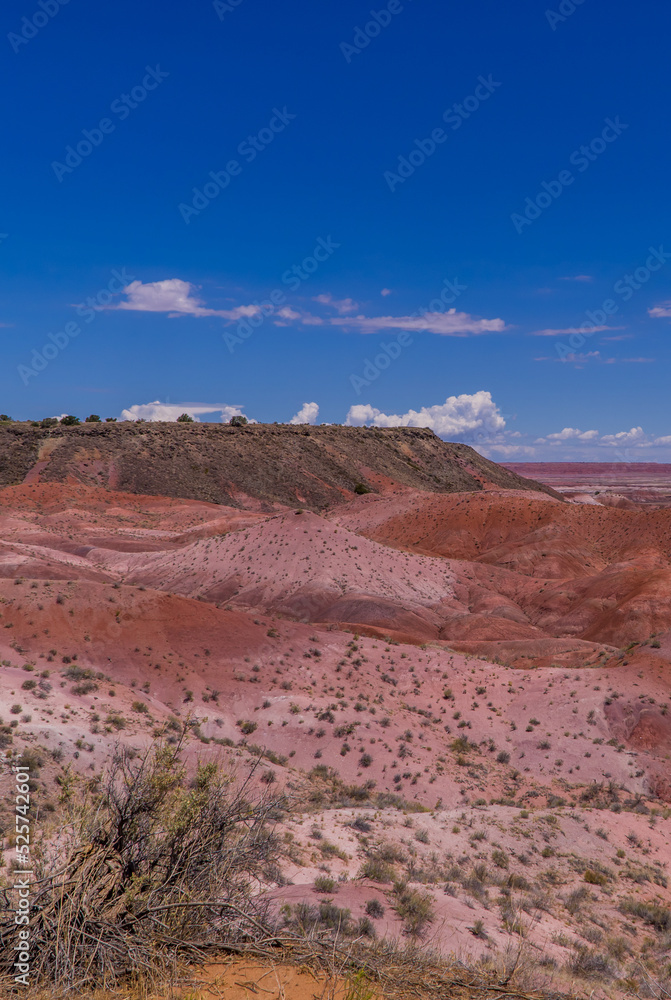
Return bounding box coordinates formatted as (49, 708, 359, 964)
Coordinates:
(0, 738, 285, 992)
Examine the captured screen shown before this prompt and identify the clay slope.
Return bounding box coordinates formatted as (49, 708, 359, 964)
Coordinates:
(114, 509, 461, 638)
(0, 422, 559, 509)
(330, 490, 671, 650)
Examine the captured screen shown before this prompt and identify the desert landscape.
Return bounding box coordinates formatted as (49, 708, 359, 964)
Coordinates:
(0, 422, 669, 999)
(506, 464, 671, 509)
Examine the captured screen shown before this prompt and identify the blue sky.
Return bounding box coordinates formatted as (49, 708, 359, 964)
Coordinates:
(2, 0, 670, 460)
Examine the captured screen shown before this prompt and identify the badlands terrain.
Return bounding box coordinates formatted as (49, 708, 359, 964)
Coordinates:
(507, 462, 671, 509)
(0, 424, 669, 998)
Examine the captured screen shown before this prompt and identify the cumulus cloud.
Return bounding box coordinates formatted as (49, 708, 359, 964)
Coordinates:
(111, 279, 261, 320)
(120, 401, 249, 423)
(345, 391, 506, 440)
(599, 426, 648, 447)
(649, 301, 671, 318)
(481, 443, 538, 457)
(535, 428, 599, 444)
(313, 294, 358, 314)
(526, 425, 671, 460)
(290, 402, 320, 425)
(332, 309, 506, 337)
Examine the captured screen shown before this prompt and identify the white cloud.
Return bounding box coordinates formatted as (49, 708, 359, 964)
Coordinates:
(273, 306, 303, 327)
(480, 443, 537, 457)
(649, 301, 671, 318)
(120, 401, 249, 423)
(380, 288, 392, 297)
(313, 294, 358, 314)
(526, 425, 671, 460)
(111, 279, 261, 320)
(531, 326, 619, 336)
(599, 426, 648, 447)
(290, 402, 320, 425)
(539, 428, 599, 443)
(345, 391, 506, 440)
(559, 275, 594, 283)
(332, 309, 506, 337)
(534, 350, 653, 367)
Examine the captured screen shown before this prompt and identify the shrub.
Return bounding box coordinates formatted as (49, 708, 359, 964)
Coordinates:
(365, 899, 385, 918)
(229, 415, 248, 426)
(569, 948, 614, 980)
(63, 665, 96, 680)
(394, 883, 434, 936)
(237, 720, 257, 735)
(105, 713, 126, 730)
(292, 901, 352, 935)
(60, 415, 80, 426)
(584, 868, 607, 886)
(320, 841, 347, 861)
(620, 898, 671, 931)
(356, 916, 376, 938)
(0, 741, 283, 990)
(565, 887, 589, 915)
(313, 875, 337, 893)
(496, 751, 510, 764)
(85, 414, 101, 422)
(73, 681, 99, 696)
(176, 413, 194, 422)
(360, 858, 394, 883)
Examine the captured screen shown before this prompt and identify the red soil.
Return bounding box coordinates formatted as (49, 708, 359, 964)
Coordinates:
(0, 477, 669, 973)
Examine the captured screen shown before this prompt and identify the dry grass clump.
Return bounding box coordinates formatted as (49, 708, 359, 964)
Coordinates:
(330, 940, 582, 1000)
